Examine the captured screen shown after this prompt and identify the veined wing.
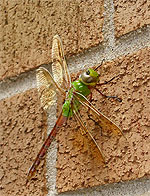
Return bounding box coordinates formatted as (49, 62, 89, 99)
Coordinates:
(73, 91, 126, 138)
(71, 101, 105, 162)
(36, 67, 65, 111)
(52, 35, 71, 90)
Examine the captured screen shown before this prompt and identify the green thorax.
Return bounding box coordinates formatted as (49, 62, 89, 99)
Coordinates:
(62, 80, 91, 117)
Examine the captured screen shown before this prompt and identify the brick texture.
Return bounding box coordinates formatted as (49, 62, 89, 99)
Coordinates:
(114, 0, 150, 37)
(0, 0, 104, 81)
(56, 48, 150, 192)
(0, 89, 47, 196)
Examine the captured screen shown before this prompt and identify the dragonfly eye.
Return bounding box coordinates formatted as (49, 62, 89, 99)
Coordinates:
(86, 70, 90, 75)
(80, 69, 99, 85)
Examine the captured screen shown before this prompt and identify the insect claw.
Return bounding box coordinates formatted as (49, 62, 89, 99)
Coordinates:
(118, 98, 122, 102)
(25, 179, 29, 186)
(120, 130, 127, 140)
(123, 134, 128, 141)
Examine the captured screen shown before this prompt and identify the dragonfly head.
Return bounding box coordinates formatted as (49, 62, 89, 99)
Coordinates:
(79, 68, 99, 86)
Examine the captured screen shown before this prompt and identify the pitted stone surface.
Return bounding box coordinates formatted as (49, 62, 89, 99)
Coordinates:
(114, 0, 150, 37)
(0, 89, 47, 196)
(56, 47, 150, 192)
(0, 0, 104, 80)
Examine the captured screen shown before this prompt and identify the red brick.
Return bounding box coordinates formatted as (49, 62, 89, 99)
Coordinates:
(0, 0, 104, 80)
(56, 47, 150, 192)
(0, 89, 47, 196)
(114, 0, 150, 37)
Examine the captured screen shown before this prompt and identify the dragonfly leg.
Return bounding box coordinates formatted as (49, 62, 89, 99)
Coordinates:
(95, 88, 122, 102)
(72, 115, 86, 135)
(97, 75, 120, 86)
(88, 113, 103, 136)
(87, 92, 93, 113)
(88, 92, 93, 102)
(72, 108, 105, 162)
(94, 59, 105, 71)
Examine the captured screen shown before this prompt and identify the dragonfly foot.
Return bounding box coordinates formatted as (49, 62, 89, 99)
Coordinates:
(106, 95, 122, 102)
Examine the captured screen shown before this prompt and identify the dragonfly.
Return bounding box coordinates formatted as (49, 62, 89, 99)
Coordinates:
(26, 35, 125, 184)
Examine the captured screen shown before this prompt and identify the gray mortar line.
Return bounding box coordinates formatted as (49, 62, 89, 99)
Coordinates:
(0, 0, 150, 195)
(46, 105, 58, 196)
(0, 70, 36, 100)
(103, 0, 116, 54)
(0, 26, 150, 101)
(0, 0, 150, 102)
(0, 24, 150, 101)
(46, 0, 150, 195)
(57, 178, 150, 196)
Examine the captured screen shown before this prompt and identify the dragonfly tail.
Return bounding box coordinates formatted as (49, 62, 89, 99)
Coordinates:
(26, 113, 67, 184)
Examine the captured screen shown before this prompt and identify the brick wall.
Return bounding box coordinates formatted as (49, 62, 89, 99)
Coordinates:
(0, 1, 150, 196)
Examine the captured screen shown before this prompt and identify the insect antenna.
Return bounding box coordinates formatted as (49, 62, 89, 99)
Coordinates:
(94, 59, 105, 71)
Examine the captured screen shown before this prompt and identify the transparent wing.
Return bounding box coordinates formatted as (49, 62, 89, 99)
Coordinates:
(71, 100, 105, 162)
(52, 35, 71, 90)
(36, 67, 65, 111)
(73, 91, 126, 138)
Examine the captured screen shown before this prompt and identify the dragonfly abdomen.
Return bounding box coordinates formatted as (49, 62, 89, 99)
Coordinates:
(26, 114, 67, 184)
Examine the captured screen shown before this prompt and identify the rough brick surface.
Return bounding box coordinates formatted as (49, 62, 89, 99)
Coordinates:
(56, 48, 150, 192)
(0, 89, 47, 196)
(0, 0, 104, 80)
(114, 0, 150, 37)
